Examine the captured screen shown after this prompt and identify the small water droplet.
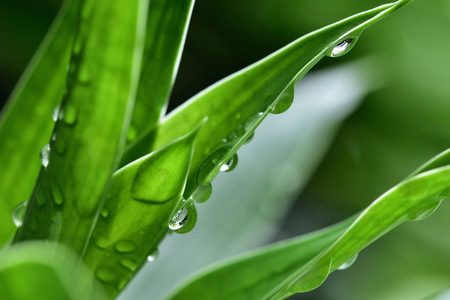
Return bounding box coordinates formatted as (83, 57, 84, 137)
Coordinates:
(120, 258, 138, 272)
(407, 200, 442, 221)
(196, 145, 232, 184)
(51, 133, 66, 155)
(12, 202, 27, 227)
(40, 144, 50, 168)
(169, 201, 198, 234)
(78, 66, 91, 85)
(330, 38, 354, 57)
(95, 236, 110, 249)
(36, 187, 45, 206)
(127, 125, 137, 142)
(245, 112, 264, 132)
(235, 112, 241, 120)
(271, 85, 294, 114)
(244, 132, 255, 144)
(52, 106, 60, 121)
(95, 266, 119, 285)
(49, 212, 62, 240)
(222, 138, 228, 143)
(101, 207, 109, 218)
(337, 254, 358, 270)
(191, 183, 212, 203)
(51, 183, 64, 206)
(114, 240, 136, 253)
(220, 153, 238, 172)
(59, 103, 77, 125)
(138, 230, 145, 235)
(147, 248, 159, 262)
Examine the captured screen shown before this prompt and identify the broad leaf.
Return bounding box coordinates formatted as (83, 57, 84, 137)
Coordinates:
(82, 124, 202, 298)
(0, 241, 107, 300)
(127, 0, 195, 143)
(0, 0, 78, 247)
(14, 0, 149, 255)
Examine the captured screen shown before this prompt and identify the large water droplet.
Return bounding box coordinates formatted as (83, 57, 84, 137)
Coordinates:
(114, 240, 136, 253)
(330, 38, 354, 57)
(95, 236, 110, 250)
(12, 202, 27, 227)
(96, 266, 119, 285)
(220, 153, 238, 172)
(59, 103, 77, 125)
(337, 254, 358, 270)
(52, 106, 60, 121)
(407, 200, 443, 221)
(244, 112, 264, 132)
(271, 85, 294, 114)
(191, 183, 212, 203)
(169, 201, 197, 234)
(147, 248, 159, 262)
(40, 144, 50, 168)
(51, 183, 64, 206)
(196, 145, 232, 185)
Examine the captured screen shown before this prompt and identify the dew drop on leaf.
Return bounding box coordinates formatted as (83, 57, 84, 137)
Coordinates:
(114, 240, 137, 254)
(337, 253, 358, 270)
(169, 201, 197, 234)
(59, 103, 78, 125)
(12, 201, 27, 227)
(95, 266, 119, 285)
(52, 106, 60, 121)
(51, 183, 64, 206)
(244, 112, 264, 132)
(271, 85, 294, 114)
(220, 153, 238, 172)
(95, 236, 110, 250)
(244, 132, 255, 144)
(330, 38, 354, 57)
(191, 183, 212, 203)
(120, 258, 138, 272)
(147, 248, 159, 262)
(407, 200, 443, 221)
(101, 207, 109, 218)
(40, 144, 50, 168)
(51, 133, 66, 155)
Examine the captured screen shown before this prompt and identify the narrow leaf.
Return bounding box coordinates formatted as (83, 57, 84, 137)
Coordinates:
(14, 0, 149, 255)
(127, 0, 195, 143)
(82, 124, 202, 298)
(0, 0, 78, 247)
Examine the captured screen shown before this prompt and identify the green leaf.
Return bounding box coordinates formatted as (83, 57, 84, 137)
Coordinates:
(14, 0, 149, 255)
(122, 0, 413, 201)
(166, 217, 356, 300)
(121, 62, 377, 300)
(167, 151, 450, 300)
(82, 123, 202, 298)
(0, 0, 78, 247)
(0, 241, 107, 300)
(127, 0, 195, 143)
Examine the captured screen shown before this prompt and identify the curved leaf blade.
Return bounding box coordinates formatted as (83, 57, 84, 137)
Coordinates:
(0, 0, 78, 247)
(14, 0, 149, 255)
(127, 0, 195, 143)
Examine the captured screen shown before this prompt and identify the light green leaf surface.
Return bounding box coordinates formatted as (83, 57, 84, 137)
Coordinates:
(120, 62, 376, 300)
(0, 241, 107, 300)
(0, 0, 78, 247)
(122, 0, 412, 201)
(14, 0, 149, 255)
(82, 124, 202, 298)
(127, 0, 195, 143)
(168, 149, 450, 300)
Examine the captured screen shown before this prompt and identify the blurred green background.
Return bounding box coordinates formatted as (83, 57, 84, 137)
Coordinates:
(2, 0, 450, 299)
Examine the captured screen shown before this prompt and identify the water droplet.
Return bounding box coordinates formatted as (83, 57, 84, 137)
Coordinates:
(191, 183, 212, 203)
(12, 202, 27, 227)
(51, 183, 64, 206)
(51, 133, 66, 155)
(52, 106, 60, 121)
(96, 266, 119, 285)
(271, 85, 294, 114)
(244, 112, 264, 132)
(95, 236, 110, 249)
(220, 153, 238, 172)
(59, 103, 77, 125)
(114, 240, 136, 253)
(407, 200, 442, 221)
(120, 258, 138, 272)
(127, 125, 137, 142)
(196, 145, 232, 185)
(49, 212, 62, 240)
(235, 112, 241, 120)
(40, 144, 50, 168)
(147, 248, 159, 262)
(78, 65, 91, 85)
(244, 132, 255, 144)
(290, 258, 332, 293)
(101, 207, 109, 218)
(337, 254, 358, 270)
(169, 201, 197, 234)
(330, 38, 354, 57)
(36, 187, 45, 206)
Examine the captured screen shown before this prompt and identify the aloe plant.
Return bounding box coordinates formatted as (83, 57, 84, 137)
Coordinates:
(3, 0, 447, 299)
